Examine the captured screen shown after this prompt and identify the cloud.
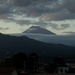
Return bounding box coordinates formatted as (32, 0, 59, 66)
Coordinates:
(13, 0, 57, 7)
(63, 32, 75, 33)
(15, 20, 32, 25)
(62, 0, 75, 13)
(41, 10, 75, 21)
(0, 1, 14, 20)
(0, 27, 9, 30)
(13, 0, 31, 7)
(0, 0, 75, 28)
(0, 15, 10, 20)
(19, 8, 41, 17)
(61, 24, 70, 28)
(13, 19, 48, 27)
(6, 15, 70, 30)
(37, 0, 75, 21)
(63, 31, 75, 35)
(10, 33, 75, 47)
(49, 23, 58, 29)
(0, 5, 10, 14)
(49, 23, 70, 30)
(54, 0, 75, 12)
(11, 0, 63, 18)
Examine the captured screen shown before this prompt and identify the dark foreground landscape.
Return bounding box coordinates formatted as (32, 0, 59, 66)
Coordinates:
(0, 33, 75, 58)
(1, 33, 75, 74)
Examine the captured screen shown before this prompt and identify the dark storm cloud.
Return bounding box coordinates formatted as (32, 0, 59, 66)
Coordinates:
(0, 6, 11, 14)
(19, 7, 63, 17)
(12, 0, 61, 18)
(0, 0, 13, 15)
(62, 0, 75, 13)
(13, 0, 31, 6)
(13, 0, 58, 7)
(16, 0, 75, 21)
(41, 9, 75, 21)
(0, 0, 75, 25)
(0, 1, 13, 20)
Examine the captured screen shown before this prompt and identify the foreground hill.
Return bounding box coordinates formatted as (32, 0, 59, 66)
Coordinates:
(0, 33, 75, 58)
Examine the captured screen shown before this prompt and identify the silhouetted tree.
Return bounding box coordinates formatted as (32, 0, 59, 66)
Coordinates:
(53, 57, 66, 67)
(0, 58, 12, 67)
(5, 58, 12, 67)
(45, 63, 57, 73)
(12, 52, 27, 69)
(27, 52, 38, 73)
(45, 57, 66, 73)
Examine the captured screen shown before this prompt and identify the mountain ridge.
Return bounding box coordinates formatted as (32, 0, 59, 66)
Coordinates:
(0, 33, 75, 58)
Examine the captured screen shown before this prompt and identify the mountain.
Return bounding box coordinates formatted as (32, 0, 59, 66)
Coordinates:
(9, 33, 75, 47)
(23, 26, 56, 35)
(0, 33, 75, 58)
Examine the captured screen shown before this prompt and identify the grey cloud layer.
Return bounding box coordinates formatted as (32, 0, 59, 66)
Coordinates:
(49, 23, 70, 30)
(62, 0, 75, 13)
(0, 0, 75, 20)
(0, 0, 75, 30)
(13, 0, 57, 6)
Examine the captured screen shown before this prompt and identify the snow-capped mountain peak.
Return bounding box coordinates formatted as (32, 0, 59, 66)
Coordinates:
(23, 26, 56, 35)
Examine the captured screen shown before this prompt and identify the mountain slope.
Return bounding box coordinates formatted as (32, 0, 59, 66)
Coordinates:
(0, 33, 75, 58)
(23, 26, 56, 35)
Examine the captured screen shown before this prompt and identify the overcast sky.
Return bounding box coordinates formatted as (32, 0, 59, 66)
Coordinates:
(0, 0, 75, 35)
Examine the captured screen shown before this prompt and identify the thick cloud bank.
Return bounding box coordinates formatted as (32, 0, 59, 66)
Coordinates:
(9, 33, 75, 47)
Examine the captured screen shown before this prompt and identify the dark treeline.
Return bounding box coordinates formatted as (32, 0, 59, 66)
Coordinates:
(0, 52, 70, 73)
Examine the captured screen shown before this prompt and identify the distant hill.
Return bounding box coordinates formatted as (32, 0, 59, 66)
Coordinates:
(23, 26, 56, 35)
(0, 33, 75, 58)
(9, 33, 75, 47)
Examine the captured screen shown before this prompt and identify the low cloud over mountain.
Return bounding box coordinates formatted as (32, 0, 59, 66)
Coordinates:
(10, 33, 75, 47)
